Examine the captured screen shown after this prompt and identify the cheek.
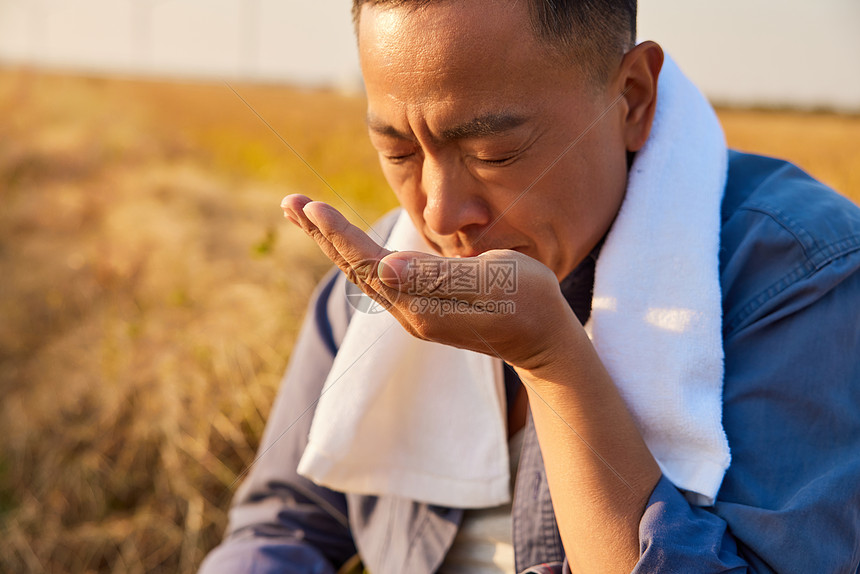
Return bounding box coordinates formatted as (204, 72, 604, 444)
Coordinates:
(595, 140, 631, 220)
(381, 162, 426, 216)
(530, 144, 627, 276)
(568, 124, 629, 217)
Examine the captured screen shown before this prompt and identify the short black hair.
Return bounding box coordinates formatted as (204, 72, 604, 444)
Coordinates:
(352, 0, 637, 84)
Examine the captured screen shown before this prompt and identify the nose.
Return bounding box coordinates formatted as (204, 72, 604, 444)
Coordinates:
(421, 155, 490, 237)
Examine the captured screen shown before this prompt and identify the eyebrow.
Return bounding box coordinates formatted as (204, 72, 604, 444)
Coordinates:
(366, 112, 528, 143)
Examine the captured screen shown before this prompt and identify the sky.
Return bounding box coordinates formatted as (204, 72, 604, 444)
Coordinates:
(0, 0, 858, 110)
(638, 0, 860, 111)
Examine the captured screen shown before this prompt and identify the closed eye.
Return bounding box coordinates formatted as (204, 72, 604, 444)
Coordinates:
(472, 151, 521, 167)
(478, 155, 517, 166)
(468, 139, 533, 169)
(384, 152, 417, 164)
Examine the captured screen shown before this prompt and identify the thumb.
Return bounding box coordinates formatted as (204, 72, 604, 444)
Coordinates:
(377, 251, 429, 290)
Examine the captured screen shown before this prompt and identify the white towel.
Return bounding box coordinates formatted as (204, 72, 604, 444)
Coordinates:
(297, 214, 511, 508)
(298, 54, 731, 508)
(586, 55, 731, 504)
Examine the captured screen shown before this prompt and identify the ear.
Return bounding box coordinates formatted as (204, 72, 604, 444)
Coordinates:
(614, 41, 664, 152)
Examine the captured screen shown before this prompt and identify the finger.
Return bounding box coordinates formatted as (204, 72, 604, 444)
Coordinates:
(283, 196, 356, 277)
(377, 251, 466, 298)
(302, 201, 393, 279)
(288, 199, 411, 312)
(282, 196, 389, 314)
(283, 198, 435, 340)
(283, 195, 343, 262)
(281, 194, 312, 223)
(298, 203, 386, 292)
(300, 203, 414, 315)
(378, 251, 428, 292)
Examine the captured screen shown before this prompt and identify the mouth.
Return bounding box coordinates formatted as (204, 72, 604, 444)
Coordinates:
(447, 245, 526, 258)
(422, 230, 526, 259)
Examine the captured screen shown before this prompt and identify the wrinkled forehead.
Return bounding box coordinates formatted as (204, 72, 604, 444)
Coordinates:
(357, 0, 578, 111)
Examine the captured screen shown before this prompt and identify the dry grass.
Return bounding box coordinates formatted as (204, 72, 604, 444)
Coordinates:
(0, 68, 393, 573)
(0, 67, 857, 574)
(718, 108, 860, 197)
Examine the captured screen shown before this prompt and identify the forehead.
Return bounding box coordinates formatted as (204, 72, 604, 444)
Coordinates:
(357, 0, 585, 123)
(358, 1, 531, 66)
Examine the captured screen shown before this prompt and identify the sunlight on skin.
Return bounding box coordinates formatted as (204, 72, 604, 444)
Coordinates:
(279, 1, 666, 569)
(282, 192, 662, 573)
(280, 192, 568, 369)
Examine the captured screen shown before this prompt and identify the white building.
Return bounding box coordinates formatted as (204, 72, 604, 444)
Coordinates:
(1, 0, 858, 111)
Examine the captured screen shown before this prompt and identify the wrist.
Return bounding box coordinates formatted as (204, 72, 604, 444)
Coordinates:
(510, 304, 587, 377)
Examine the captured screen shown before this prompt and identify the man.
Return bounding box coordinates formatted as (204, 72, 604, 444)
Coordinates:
(200, 1, 860, 572)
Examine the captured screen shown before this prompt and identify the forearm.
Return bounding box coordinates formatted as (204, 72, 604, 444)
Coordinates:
(283, 200, 662, 567)
(515, 309, 661, 573)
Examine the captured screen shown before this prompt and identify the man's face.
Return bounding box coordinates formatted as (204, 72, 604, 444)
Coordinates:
(359, 0, 631, 280)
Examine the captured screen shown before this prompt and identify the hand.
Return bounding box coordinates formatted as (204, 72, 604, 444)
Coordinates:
(281, 194, 579, 370)
(282, 195, 662, 571)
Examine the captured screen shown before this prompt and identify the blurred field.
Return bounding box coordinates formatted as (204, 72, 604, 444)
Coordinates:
(0, 68, 858, 573)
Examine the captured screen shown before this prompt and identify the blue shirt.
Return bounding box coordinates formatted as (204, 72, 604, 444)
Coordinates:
(199, 151, 860, 573)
